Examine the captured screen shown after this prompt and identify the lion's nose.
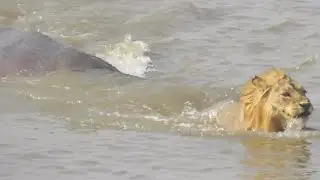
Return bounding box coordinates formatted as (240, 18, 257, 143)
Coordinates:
(299, 102, 311, 112)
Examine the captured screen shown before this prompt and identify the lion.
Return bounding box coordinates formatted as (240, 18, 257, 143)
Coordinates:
(215, 68, 313, 133)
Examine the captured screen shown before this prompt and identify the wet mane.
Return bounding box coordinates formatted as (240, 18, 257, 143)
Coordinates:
(239, 69, 286, 132)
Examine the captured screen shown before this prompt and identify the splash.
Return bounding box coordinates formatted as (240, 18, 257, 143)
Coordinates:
(96, 34, 154, 78)
(284, 118, 306, 132)
(168, 101, 224, 136)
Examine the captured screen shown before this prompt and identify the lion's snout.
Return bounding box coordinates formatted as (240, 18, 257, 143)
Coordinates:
(298, 101, 313, 117)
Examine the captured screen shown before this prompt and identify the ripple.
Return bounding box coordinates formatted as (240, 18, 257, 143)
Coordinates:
(267, 19, 303, 33)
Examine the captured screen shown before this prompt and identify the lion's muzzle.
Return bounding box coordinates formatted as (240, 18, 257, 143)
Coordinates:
(298, 101, 313, 118)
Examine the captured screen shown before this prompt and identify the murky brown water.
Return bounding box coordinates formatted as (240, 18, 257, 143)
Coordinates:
(1, 0, 320, 179)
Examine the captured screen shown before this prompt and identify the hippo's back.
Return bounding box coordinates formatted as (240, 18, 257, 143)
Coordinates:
(0, 27, 119, 76)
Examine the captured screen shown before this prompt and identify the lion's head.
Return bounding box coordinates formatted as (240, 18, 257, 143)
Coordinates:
(239, 68, 313, 132)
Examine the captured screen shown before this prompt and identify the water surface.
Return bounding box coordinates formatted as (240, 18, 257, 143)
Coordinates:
(1, 0, 320, 179)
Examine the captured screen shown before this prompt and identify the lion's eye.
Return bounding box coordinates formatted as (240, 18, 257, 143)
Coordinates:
(281, 92, 291, 97)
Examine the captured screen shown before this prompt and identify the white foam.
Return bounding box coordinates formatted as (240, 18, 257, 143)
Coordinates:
(96, 34, 154, 78)
(284, 118, 306, 132)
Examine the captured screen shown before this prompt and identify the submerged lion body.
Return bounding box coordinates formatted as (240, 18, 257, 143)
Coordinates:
(216, 68, 313, 133)
(0, 27, 120, 77)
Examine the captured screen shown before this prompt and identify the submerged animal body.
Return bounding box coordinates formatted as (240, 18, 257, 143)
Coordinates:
(0, 27, 120, 77)
(216, 68, 313, 133)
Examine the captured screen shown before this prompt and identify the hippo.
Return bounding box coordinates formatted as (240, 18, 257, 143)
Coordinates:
(0, 27, 122, 77)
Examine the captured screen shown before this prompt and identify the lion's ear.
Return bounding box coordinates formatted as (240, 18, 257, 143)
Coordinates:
(281, 74, 289, 80)
(251, 75, 268, 90)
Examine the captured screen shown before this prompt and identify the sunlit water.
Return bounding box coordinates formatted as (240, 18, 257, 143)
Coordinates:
(1, 0, 320, 179)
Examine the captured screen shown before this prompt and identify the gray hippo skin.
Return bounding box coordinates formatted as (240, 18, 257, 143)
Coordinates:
(0, 27, 121, 77)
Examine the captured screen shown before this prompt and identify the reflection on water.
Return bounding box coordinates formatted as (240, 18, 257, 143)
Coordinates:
(240, 137, 312, 180)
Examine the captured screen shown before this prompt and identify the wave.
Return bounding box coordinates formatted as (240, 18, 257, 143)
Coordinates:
(95, 34, 154, 78)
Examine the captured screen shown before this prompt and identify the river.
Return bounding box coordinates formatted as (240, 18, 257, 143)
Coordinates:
(1, 0, 320, 179)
